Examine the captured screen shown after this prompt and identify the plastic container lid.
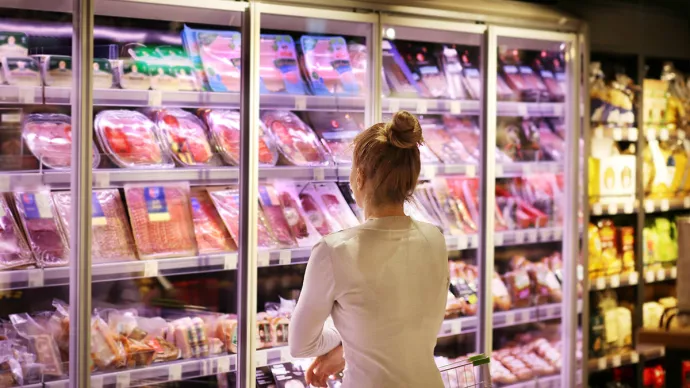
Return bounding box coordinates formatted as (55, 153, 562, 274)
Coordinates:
(23, 113, 100, 169)
(153, 108, 216, 167)
(261, 110, 331, 166)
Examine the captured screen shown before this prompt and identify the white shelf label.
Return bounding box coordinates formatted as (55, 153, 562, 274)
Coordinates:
(279, 250, 291, 265)
(494, 233, 504, 246)
(148, 90, 163, 107)
(526, 229, 537, 243)
(200, 359, 210, 376)
(628, 272, 639, 285)
(450, 320, 462, 334)
(607, 203, 618, 215)
(416, 100, 428, 114)
(255, 351, 267, 368)
(660, 199, 670, 212)
(495, 164, 504, 177)
(594, 127, 604, 138)
(657, 269, 666, 281)
(630, 352, 639, 364)
(280, 346, 292, 362)
(645, 270, 655, 283)
(554, 104, 564, 117)
(294, 95, 307, 110)
(388, 99, 400, 113)
(671, 267, 677, 279)
(423, 165, 437, 179)
(610, 275, 620, 288)
(612, 127, 623, 141)
(0, 175, 9, 192)
(456, 235, 468, 250)
(660, 128, 670, 141)
(93, 171, 110, 188)
(470, 235, 478, 248)
(644, 200, 655, 213)
(554, 228, 563, 241)
(505, 312, 515, 325)
(517, 103, 528, 117)
(592, 203, 603, 216)
(169, 364, 182, 381)
(27, 270, 43, 288)
(684, 197, 690, 209)
(449, 100, 462, 115)
(144, 260, 158, 278)
(257, 251, 270, 267)
(218, 355, 231, 373)
(597, 358, 607, 371)
(515, 230, 525, 244)
(1, 113, 20, 123)
(116, 372, 131, 388)
(539, 229, 552, 241)
(92, 376, 104, 388)
(465, 164, 476, 178)
(596, 277, 606, 290)
(623, 201, 635, 214)
(629, 127, 639, 141)
(19, 87, 35, 104)
(224, 253, 238, 270)
(313, 167, 325, 181)
(612, 355, 621, 367)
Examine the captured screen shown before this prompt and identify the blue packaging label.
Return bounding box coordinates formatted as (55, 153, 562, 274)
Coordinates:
(519, 66, 534, 74)
(300, 36, 359, 96)
(541, 70, 554, 79)
(21, 193, 51, 220)
(504, 65, 518, 74)
(144, 186, 171, 222)
(191, 197, 201, 214)
(92, 192, 107, 226)
(260, 35, 306, 95)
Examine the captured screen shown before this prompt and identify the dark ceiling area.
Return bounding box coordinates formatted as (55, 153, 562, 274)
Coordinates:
(554, 0, 690, 19)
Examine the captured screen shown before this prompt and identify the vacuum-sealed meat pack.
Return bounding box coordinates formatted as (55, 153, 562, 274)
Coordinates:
(201, 109, 279, 166)
(52, 190, 137, 263)
(261, 110, 330, 166)
(95, 110, 172, 168)
(208, 188, 278, 249)
(382, 40, 422, 98)
(395, 41, 449, 99)
(196, 31, 242, 92)
(152, 108, 216, 167)
(124, 183, 197, 260)
(23, 113, 100, 169)
(189, 188, 236, 254)
(0, 195, 34, 270)
(300, 183, 359, 233)
(259, 35, 307, 95)
(421, 119, 476, 164)
(307, 111, 363, 164)
(272, 182, 322, 247)
(258, 185, 297, 248)
(299, 35, 359, 96)
(13, 190, 68, 268)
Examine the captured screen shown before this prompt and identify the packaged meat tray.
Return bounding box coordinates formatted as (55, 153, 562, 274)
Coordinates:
(23, 113, 100, 170)
(299, 35, 360, 96)
(307, 111, 364, 164)
(13, 190, 68, 268)
(394, 41, 449, 99)
(0, 32, 29, 58)
(200, 109, 278, 166)
(347, 42, 382, 96)
(261, 110, 331, 166)
(2, 57, 41, 87)
(297, 184, 343, 236)
(258, 185, 297, 248)
(52, 190, 137, 263)
(189, 188, 236, 254)
(272, 182, 322, 247)
(208, 187, 279, 249)
(420, 117, 476, 164)
(124, 183, 197, 260)
(181, 25, 211, 90)
(382, 40, 422, 98)
(151, 108, 216, 167)
(95, 110, 172, 169)
(197, 30, 242, 92)
(34, 55, 72, 87)
(309, 182, 360, 231)
(0, 195, 34, 270)
(259, 35, 307, 95)
(92, 58, 114, 89)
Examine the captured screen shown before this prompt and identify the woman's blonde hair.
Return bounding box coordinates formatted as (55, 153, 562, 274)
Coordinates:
(352, 110, 423, 205)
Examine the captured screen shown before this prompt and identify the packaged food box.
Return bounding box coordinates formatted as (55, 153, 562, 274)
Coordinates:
(208, 187, 278, 249)
(259, 35, 307, 95)
(535, 60, 565, 102)
(538, 120, 565, 162)
(52, 190, 138, 263)
(299, 35, 359, 96)
(197, 31, 242, 92)
(589, 154, 635, 200)
(155, 46, 199, 91)
(261, 110, 330, 166)
(13, 190, 68, 268)
(201, 109, 278, 166)
(23, 113, 100, 170)
(0, 195, 34, 270)
(34, 55, 72, 87)
(0, 32, 29, 58)
(95, 110, 172, 168)
(273, 182, 323, 247)
(395, 41, 449, 98)
(382, 40, 422, 98)
(128, 45, 179, 92)
(420, 117, 476, 164)
(93, 58, 114, 89)
(152, 108, 216, 167)
(189, 188, 236, 254)
(2, 57, 41, 87)
(124, 183, 198, 260)
(258, 185, 297, 248)
(113, 59, 151, 90)
(307, 111, 363, 164)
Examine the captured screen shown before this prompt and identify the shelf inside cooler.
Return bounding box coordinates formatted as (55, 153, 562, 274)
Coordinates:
(0, 85, 42, 104)
(590, 199, 637, 216)
(589, 271, 640, 291)
(592, 126, 638, 142)
(501, 374, 562, 388)
(643, 266, 677, 284)
(381, 97, 565, 117)
(588, 351, 639, 372)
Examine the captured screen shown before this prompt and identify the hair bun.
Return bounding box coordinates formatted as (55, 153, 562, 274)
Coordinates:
(386, 110, 423, 149)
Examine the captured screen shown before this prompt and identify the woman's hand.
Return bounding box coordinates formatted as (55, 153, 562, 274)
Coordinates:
(306, 344, 345, 387)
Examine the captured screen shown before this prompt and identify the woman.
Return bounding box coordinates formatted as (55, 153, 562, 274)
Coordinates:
(289, 111, 450, 387)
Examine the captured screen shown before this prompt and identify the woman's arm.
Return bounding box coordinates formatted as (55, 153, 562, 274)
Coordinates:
(289, 240, 341, 358)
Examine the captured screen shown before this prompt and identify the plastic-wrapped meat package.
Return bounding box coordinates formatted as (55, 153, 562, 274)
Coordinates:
(52, 190, 137, 263)
(519, 65, 549, 101)
(152, 108, 216, 166)
(259, 35, 307, 94)
(91, 316, 126, 370)
(124, 183, 197, 260)
(9, 312, 64, 378)
(261, 110, 331, 166)
(298, 187, 341, 236)
(23, 113, 100, 170)
(414, 184, 449, 233)
(197, 31, 242, 92)
(299, 36, 360, 96)
(337, 182, 364, 223)
(314, 183, 360, 230)
(432, 178, 474, 235)
(440, 46, 468, 100)
(95, 110, 172, 168)
(0, 196, 34, 270)
(209, 188, 278, 249)
(200, 109, 278, 166)
(443, 116, 513, 163)
(394, 41, 449, 98)
(382, 40, 422, 98)
(348, 42, 382, 96)
(421, 120, 476, 164)
(537, 66, 565, 102)
(537, 120, 565, 162)
(258, 185, 297, 248)
(13, 191, 67, 268)
(189, 188, 236, 254)
(404, 199, 439, 227)
(272, 182, 322, 247)
(307, 111, 364, 164)
(501, 64, 527, 97)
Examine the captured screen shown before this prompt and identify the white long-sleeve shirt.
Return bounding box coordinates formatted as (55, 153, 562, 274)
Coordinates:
(289, 216, 450, 388)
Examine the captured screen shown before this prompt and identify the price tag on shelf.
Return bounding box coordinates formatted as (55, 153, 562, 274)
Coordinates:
(644, 200, 655, 213)
(279, 250, 291, 265)
(612, 127, 623, 141)
(597, 358, 607, 371)
(629, 127, 639, 141)
(660, 199, 670, 212)
(518, 310, 529, 322)
(660, 128, 670, 141)
(517, 103, 528, 117)
(218, 356, 231, 373)
(449, 100, 462, 115)
(223, 253, 238, 270)
(594, 127, 604, 139)
(294, 95, 307, 110)
(93, 171, 110, 188)
(515, 230, 525, 244)
(423, 165, 437, 179)
(27, 270, 43, 288)
(526, 229, 537, 243)
(539, 228, 552, 241)
(671, 267, 677, 279)
(660, 348, 666, 357)
(684, 197, 690, 209)
(169, 364, 182, 381)
(19, 87, 35, 104)
(623, 201, 635, 214)
(554, 228, 563, 241)
(465, 164, 476, 178)
(494, 233, 504, 246)
(148, 90, 163, 107)
(595, 277, 606, 290)
(450, 319, 462, 334)
(657, 269, 666, 281)
(255, 351, 267, 368)
(388, 99, 400, 114)
(505, 312, 515, 326)
(607, 203, 618, 215)
(444, 164, 463, 175)
(116, 372, 131, 388)
(1, 113, 20, 123)
(200, 359, 210, 376)
(281, 346, 293, 363)
(612, 355, 622, 367)
(523, 163, 533, 175)
(592, 203, 603, 216)
(257, 251, 270, 267)
(0, 175, 9, 193)
(92, 376, 104, 388)
(470, 235, 478, 248)
(554, 103, 564, 117)
(455, 235, 467, 250)
(313, 167, 325, 181)
(610, 275, 620, 288)
(630, 352, 639, 364)
(645, 271, 655, 283)
(416, 100, 428, 114)
(628, 272, 639, 285)
(495, 164, 504, 177)
(144, 261, 158, 278)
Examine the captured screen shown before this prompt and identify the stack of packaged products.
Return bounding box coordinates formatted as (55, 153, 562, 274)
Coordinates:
(589, 62, 636, 127)
(642, 132, 690, 199)
(643, 216, 678, 271)
(588, 137, 636, 202)
(643, 296, 678, 330)
(588, 291, 633, 359)
(588, 219, 635, 280)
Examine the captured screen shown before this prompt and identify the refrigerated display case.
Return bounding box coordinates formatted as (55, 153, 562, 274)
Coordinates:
(0, 1, 586, 387)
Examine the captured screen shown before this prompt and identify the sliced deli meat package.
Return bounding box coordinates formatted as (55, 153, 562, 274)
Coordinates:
(313, 183, 360, 230)
(197, 31, 242, 93)
(23, 113, 100, 169)
(273, 181, 323, 247)
(258, 185, 297, 248)
(259, 35, 307, 94)
(189, 187, 236, 254)
(13, 190, 68, 268)
(152, 108, 216, 167)
(420, 118, 476, 164)
(201, 109, 278, 166)
(52, 190, 137, 263)
(209, 188, 279, 249)
(0, 195, 34, 270)
(307, 111, 364, 164)
(124, 183, 197, 260)
(299, 35, 360, 96)
(95, 110, 172, 169)
(261, 110, 330, 166)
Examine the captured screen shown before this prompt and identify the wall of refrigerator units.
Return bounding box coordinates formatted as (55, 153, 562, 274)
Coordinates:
(0, 1, 585, 387)
(586, 53, 690, 387)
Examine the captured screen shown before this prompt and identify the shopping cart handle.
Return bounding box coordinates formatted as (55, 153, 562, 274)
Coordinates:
(467, 354, 491, 366)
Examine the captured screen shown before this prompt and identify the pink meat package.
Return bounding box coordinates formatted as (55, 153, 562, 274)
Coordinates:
(23, 113, 100, 169)
(272, 182, 323, 247)
(258, 185, 297, 248)
(420, 118, 476, 164)
(307, 112, 364, 164)
(0, 195, 34, 270)
(200, 109, 278, 166)
(261, 110, 331, 166)
(208, 187, 278, 249)
(189, 188, 236, 254)
(197, 31, 242, 93)
(51, 190, 138, 263)
(124, 183, 198, 260)
(300, 183, 360, 233)
(151, 108, 216, 167)
(13, 190, 68, 268)
(95, 110, 172, 169)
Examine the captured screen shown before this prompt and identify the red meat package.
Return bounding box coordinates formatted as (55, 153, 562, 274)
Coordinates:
(13, 190, 68, 268)
(152, 108, 216, 167)
(537, 120, 565, 162)
(52, 190, 137, 263)
(432, 178, 477, 235)
(95, 110, 172, 168)
(421, 120, 477, 164)
(443, 116, 514, 163)
(189, 188, 236, 254)
(258, 185, 297, 248)
(208, 187, 278, 249)
(261, 110, 331, 166)
(307, 183, 360, 231)
(297, 185, 341, 236)
(200, 109, 278, 166)
(272, 182, 322, 247)
(124, 183, 198, 260)
(0, 195, 34, 270)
